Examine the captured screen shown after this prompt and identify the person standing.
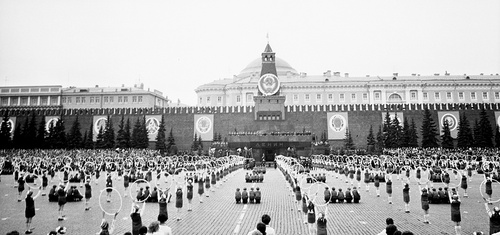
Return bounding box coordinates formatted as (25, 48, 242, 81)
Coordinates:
(403, 183, 410, 213)
(242, 188, 249, 204)
(197, 173, 205, 203)
(186, 179, 193, 211)
(123, 172, 130, 198)
(130, 202, 146, 235)
(460, 175, 468, 198)
(105, 174, 113, 202)
(255, 187, 262, 204)
(419, 183, 431, 224)
(17, 172, 26, 202)
(158, 190, 168, 220)
(386, 177, 393, 204)
(450, 193, 461, 235)
(235, 188, 242, 204)
(84, 178, 92, 211)
(57, 181, 70, 221)
(484, 198, 500, 235)
(374, 174, 381, 197)
(485, 175, 493, 204)
(98, 211, 118, 235)
(175, 187, 183, 221)
(295, 186, 302, 211)
(316, 207, 329, 235)
(24, 187, 41, 234)
(204, 173, 211, 197)
(306, 198, 316, 235)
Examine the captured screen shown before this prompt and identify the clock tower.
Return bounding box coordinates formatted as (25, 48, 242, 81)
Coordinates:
(253, 43, 286, 120)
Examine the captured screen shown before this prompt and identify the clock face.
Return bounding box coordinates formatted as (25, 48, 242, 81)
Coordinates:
(258, 73, 280, 96)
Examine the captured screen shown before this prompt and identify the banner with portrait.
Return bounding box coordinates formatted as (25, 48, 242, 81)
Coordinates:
(194, 114, 214, 141)
(45, 116, 60, 132)
(438, 111, 459, 138)
(146, 115, 162, 141)
(1, 116, 16, 135)
(381, 112, 404, 126)
(327, 112, 348, 140)
(92, 116, 107, 141)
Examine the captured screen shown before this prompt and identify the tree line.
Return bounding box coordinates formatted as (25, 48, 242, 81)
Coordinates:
(0, 112, 177, 154)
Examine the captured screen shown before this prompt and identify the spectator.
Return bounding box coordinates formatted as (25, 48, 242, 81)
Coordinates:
(261, 214, 275, 235)
(138, 226, 148, 235)
(147, 221, 160, 234)
(483, 198, 500, 235)
(377, 218, 394, 235)
(247, 222, 266, 235)
(157, 212, 172, 235)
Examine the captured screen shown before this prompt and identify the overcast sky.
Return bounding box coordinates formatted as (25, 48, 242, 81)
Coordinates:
(1, 0, 499, 105)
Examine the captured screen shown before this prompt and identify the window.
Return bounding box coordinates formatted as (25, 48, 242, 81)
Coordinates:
(410, 91, 417, 100)
(118, 96, 122, 103)
(446, 92, 452, 100)
(76, 97, 81, 104)
(11, 97, 18, 105)
(138, 96, 142, 103)
(246, 93, 253, 102)
(67, 97, 71, 104)
(236, 95, 241, 103)
(434, 92, 440, 100)
(199, 97, 203, 104)
(328, 94, 333, 102)
(495, 92, 500, 100)
(459, 92, 464, 100)
(483, 92, 488, 100)
(207, 96, 211, 103)
(51, 97, 58, 105)
(62, 97, 66, 104)
(423, 92, 428, 100)
(90, 97, 94, 104)
(217, 96, 222, 104)
(351, 93, 356, 101)
(340, 93, 345, 102)
(104, 96, 108, 103)
(305, 94, 310, 102)
(123, 96, 128, 103)
(374, 91, 381, 100)
(30, 97, 37, 105)
(95, 97, 100, 103)
(293, 94, 299, 102)
(132, 96, 137, 103)
(363, 93, 368, 101)
(81, 97, 86, 103)
(316, 94, 322, 102)
(21, 97, 28, 105)
(1, 97, 7, 106)
(471, 92, 476, 100)
(109, 97, 113, 103)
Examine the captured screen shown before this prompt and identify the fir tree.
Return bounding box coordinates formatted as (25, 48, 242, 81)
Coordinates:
(36, 116, 47, 149)
(155, 115, 167, 153)
(53, 118, 67, 149)
(103, 115, 115, 148)
(46, 121, 56, 149)
(12, 123, 22, 149)
(81, 131, 88, 149)
(85, 123, 95, 149)
(0, 111, 12, 149)
(131, 118, 142, 148)
(96, 126, 105, 149)
(67, 116, 83, 149)
(421, 108, 439, 148)
(191, 133, 198, 151)
(401, 117, 410, 147)
(344, 128, 355, 150)
(166, 128, 176, 155)
(382, 111, 393, 148)
(477, 108, 493, 147)
(20, 117, 30, 149)
(391, 113, 403, 148)
(408, 118, 419, 147)
(472, 119, 480, 147)
(139, 116, 149, 148)
(495, 125, 500, 148)
(198, 135, 203, 153)
(457, 113, 473, 148)
(366, 125, 376, 146)
(375, 125, 384, 152)
(124, 118, 131, 148)
(26, 113, 37, 148)
(116, 115, 127, 148)
(441, 119, 454, 149)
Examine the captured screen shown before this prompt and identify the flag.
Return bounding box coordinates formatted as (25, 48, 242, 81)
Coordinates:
(327, 112, 348, 139)
(92, 116, 107, 141)
(194, 114, 214, 141)
(145, 115, 162, 141)
(438, 111, 459, 138)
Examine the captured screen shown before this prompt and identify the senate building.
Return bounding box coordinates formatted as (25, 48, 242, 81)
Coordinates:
(1, 43, 500, 160)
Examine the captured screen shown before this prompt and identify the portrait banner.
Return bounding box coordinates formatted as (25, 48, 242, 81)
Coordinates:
(92, 115, 107, 141)
(1, 116, 16, 135)
(381, 112, 404, 126)
(438, 111, 459, 138)
(495, 112, 500, 127)
(194, 114, 214, 141)
(45, 116, 60, 132)
(146, 115, 162, 141)
(327, 112, 348, 140)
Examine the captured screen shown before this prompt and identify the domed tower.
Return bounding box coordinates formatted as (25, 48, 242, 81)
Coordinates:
(253, 43, 286, 120)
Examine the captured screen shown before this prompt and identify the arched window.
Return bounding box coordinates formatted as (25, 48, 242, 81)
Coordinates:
(388, 93, 403, 103)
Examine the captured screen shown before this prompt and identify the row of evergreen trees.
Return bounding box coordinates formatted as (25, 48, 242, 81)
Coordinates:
(348, 108, 500, 151)
(0, 112, 177, 154)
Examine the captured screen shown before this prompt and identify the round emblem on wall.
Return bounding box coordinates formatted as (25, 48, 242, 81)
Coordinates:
(329, 114, 346, 132)
(1, 120, 14, 133)
(94, 117, 108, 133)
(196, 116, 212, 134)
(146, 118, 160, 135)
(258, 73, 280, 96)
(45, 118, 59, 132)
(441, 113, 458, 131)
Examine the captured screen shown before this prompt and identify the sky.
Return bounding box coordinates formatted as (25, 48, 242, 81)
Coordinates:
(0, 0, 499, 106)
